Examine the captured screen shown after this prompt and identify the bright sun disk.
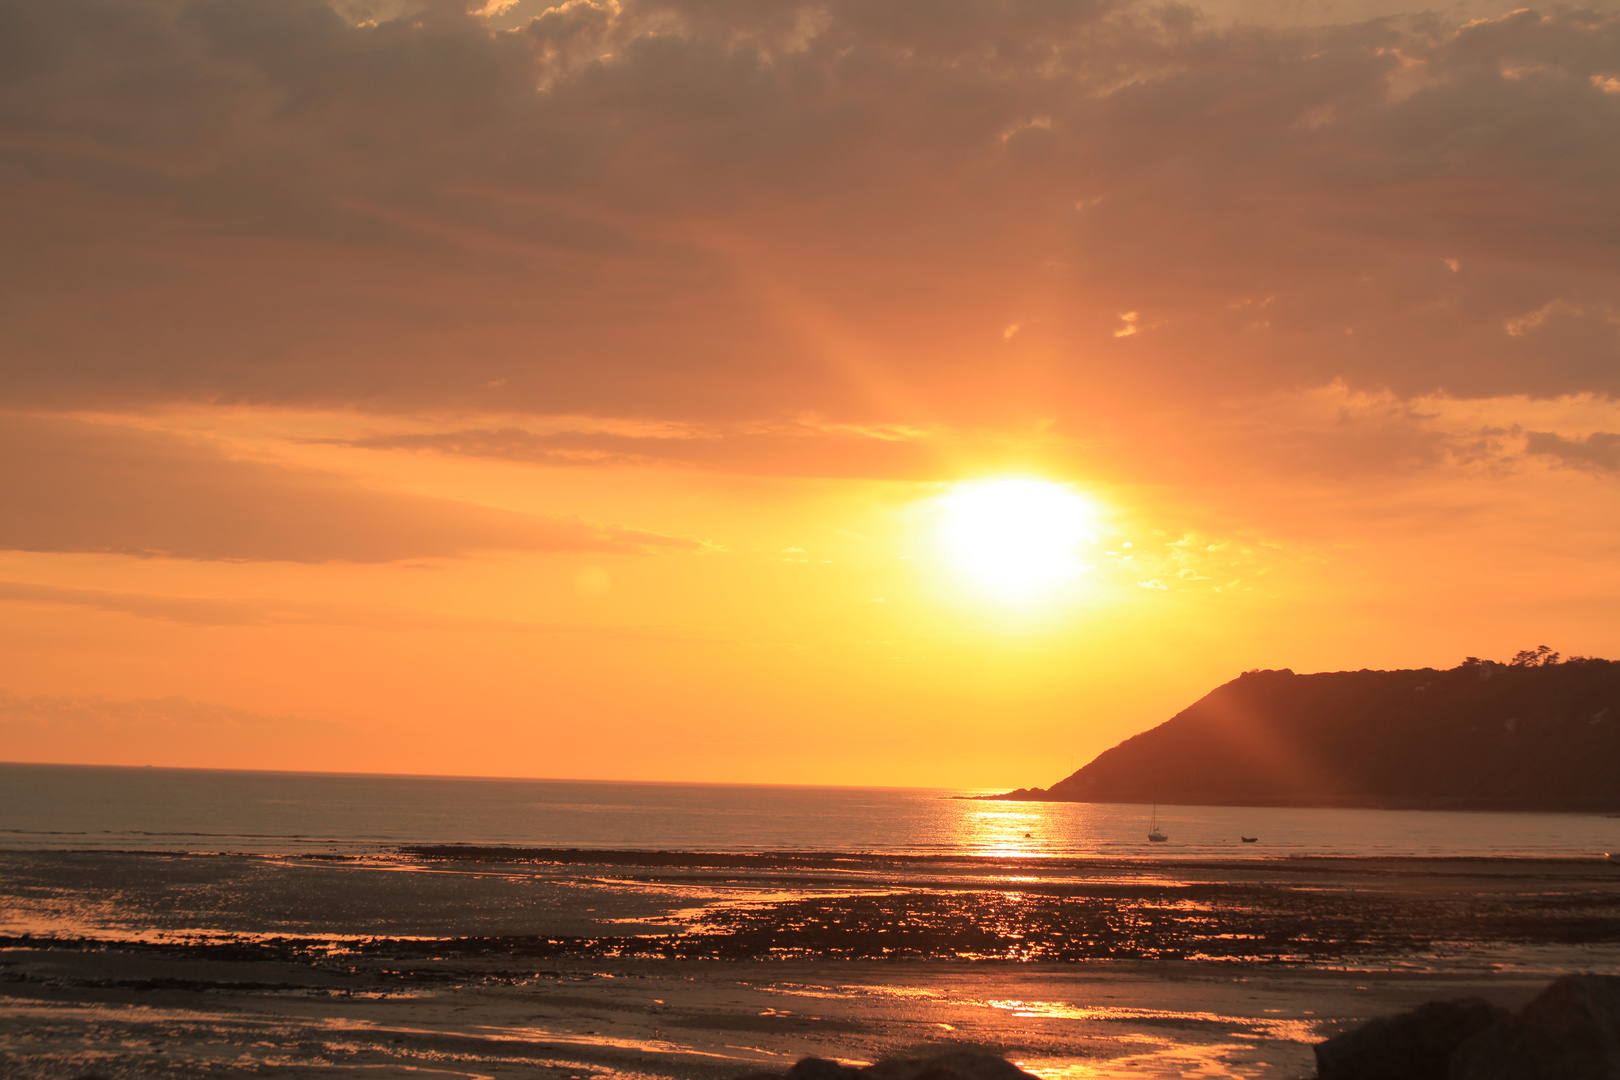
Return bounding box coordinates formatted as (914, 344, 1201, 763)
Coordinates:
(938, 478, 1097, 597)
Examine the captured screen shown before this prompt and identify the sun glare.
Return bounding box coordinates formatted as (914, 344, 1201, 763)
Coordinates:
(937, 478, 1098, 598)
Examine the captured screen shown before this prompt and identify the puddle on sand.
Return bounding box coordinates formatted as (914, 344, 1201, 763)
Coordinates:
(1020, 1040, 1293, 1080)
(975, 998, 1329, 1044)
(763, 981, 944, 1001)
(0, 998, 768, 1077)
(0, 899, 444, 948)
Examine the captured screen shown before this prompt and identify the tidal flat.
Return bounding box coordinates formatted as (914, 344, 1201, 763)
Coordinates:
(3, 849, 1619, 1079)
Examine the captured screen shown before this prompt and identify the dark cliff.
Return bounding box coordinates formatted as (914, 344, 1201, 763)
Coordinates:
(996, 658, 1620, 811)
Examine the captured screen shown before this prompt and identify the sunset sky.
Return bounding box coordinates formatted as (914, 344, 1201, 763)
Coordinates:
(3, 0, 1619, 787)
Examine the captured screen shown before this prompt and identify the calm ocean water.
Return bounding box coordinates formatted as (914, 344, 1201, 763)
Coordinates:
(1, 761, 1616, 859)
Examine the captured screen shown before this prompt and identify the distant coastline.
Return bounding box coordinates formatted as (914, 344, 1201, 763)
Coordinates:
(981, 655, 1620, 813)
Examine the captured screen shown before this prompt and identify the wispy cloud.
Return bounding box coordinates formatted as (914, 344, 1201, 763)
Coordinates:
(0, 414, 699, 562)
(0, 578, 734, 642)
(326, 423, 945, 478)
(0, 688, 344, 767)
(0, 581, 337, 628)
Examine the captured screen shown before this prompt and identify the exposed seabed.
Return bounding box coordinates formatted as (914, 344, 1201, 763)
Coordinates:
(3, 849, 1618, 1079)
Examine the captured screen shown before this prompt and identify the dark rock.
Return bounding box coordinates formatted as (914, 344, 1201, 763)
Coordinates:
(760, 1053, 1037, 1080)
(785, 1059, 861, 1080)
(863, 1053, 1037, 1080)
(1314, 997, 1509, 1080)
(1449, 974, 1620, 1079)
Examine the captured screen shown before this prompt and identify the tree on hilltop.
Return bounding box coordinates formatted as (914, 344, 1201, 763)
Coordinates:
(1511, 645, 1561, 667)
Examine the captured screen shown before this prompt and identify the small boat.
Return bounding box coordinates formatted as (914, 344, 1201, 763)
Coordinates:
(1241, 836, 1258, 843)
(1148, 805, 1168, 843)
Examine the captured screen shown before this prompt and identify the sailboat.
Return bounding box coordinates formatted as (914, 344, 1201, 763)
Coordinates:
(1148, 805, 1168, 843)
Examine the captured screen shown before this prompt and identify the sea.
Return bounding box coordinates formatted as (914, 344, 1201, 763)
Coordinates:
(2, 760, 1616, 860)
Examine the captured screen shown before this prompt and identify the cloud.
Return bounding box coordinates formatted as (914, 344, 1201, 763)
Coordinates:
(1229, 385, 1464, 478)
(0, 580, 337, 627)
(1524, 430, 1620, 473)
(0, 578, 734, 642)
(0, 688, 331, 736)
(329, 423, 948, 478)
(0, 688, 346, 767)
(0, 0, 1617, 430)
(0, 414, 698, 561)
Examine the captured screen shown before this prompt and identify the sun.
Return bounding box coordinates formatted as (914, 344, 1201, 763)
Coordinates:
(936, 478, 1098, 597)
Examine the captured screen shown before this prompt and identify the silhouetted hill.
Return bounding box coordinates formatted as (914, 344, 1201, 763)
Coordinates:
(995, 657, 1620, 811)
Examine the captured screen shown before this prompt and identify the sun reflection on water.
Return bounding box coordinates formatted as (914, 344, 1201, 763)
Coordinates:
(959, 803, 1056, 858)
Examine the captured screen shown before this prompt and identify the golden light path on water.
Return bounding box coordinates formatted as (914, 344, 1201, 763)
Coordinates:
(933, 797, 1620, 861)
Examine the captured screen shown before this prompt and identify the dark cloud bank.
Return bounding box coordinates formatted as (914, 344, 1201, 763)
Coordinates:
(1, 0, 1616, 421)
(1525, 429, 1620, 472)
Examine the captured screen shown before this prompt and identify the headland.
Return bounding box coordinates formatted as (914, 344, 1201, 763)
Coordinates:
(988, 656, 1620, 812)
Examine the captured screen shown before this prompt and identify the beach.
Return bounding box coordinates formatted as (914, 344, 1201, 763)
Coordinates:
(5, 847, 1618, 1079)
(10, 0, 1620, 1070)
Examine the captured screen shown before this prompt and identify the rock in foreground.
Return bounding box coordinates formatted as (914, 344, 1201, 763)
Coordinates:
(1314, 974, 1620, 1079)
(1313, 997, 1508, 1080)
(744, 1052, 1039, 1080)
(1449, 973, 1620, 1079)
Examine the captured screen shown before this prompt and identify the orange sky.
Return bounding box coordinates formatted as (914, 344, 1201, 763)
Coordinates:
(2, 0, 1619, 787)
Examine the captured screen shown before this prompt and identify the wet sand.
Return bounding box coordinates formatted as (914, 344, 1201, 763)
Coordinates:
(3, 849, 1619, 1078)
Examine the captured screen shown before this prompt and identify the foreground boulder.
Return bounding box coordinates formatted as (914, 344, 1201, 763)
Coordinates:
(748, 1052, 1037, 1080)
(1314, 974, 1620, 1080)
(1313, 997, 1509, 1080)
(1449, 974, 1620, 1079)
